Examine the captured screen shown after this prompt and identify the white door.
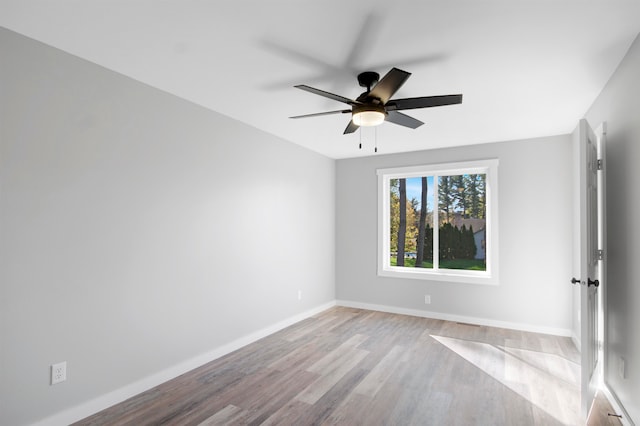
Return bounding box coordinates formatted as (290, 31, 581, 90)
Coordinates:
(573, 118, 600, 420)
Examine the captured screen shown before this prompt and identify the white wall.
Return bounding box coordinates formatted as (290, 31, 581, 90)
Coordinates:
(0, 28, 335, 426)
(336, 135, 575, 334)
(584, 33, 640, 424)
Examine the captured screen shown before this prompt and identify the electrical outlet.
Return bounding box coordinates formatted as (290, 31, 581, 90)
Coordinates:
(51, 361, 67, 385)
(298, 290, 302, 301)
(619, 357, 626, 379)
(424, 294, 431, 304)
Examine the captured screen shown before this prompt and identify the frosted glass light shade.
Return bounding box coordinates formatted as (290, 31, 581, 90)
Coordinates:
(353, 110, 385, 126)
(352, 105, 386, 127)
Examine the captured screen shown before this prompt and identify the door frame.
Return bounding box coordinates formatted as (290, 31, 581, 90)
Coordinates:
(596, 121, 607, 382)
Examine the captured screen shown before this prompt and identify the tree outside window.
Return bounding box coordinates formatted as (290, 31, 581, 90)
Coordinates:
(390, 174, 486, 271)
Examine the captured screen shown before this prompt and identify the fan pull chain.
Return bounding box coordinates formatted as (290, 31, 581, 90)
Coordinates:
(375, 127, 378, 153)
(357, 127, 380, 153)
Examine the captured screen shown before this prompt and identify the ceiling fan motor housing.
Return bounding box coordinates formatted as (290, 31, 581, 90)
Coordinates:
(357, 71, 380, 90)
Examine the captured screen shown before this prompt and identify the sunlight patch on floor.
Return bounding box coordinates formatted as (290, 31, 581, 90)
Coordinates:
(432, 335, 580, 425)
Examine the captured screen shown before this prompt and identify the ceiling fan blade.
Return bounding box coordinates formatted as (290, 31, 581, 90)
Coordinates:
(294, 85, 359, 106)
(343, 120, 360, 134)
(368, 67, 411, 104)
(385, 111, 424, 129)
(290, 109, 351, 119)
(387, 94, 463, 111)
(344, 12, 381, 73)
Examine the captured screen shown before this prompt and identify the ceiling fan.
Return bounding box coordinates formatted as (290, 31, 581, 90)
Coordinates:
(290, 67, 462, 134)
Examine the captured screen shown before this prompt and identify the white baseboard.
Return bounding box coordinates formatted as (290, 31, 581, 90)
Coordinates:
(31, 301, 336, 426)
(336, 300, 574, 337)
(33, 299, 575, 425)
(602, 383, 635, 426)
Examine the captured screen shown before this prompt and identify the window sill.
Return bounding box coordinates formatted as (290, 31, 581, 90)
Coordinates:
(378, 266, 499, 285)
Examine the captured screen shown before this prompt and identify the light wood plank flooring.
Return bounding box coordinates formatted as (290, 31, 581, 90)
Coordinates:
(586, 391, 624, 426)
(75, 307, 581, 425)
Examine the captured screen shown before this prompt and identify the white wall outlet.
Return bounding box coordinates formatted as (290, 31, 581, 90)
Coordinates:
(51, 361, 67, 385)
(619, 356, 626, 379)
(424, 294, 431, 304)
(297, 290, 302, 301)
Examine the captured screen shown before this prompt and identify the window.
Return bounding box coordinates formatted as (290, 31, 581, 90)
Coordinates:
(377, 159, 499, 285)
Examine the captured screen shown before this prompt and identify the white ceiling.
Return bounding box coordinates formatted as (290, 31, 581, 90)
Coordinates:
(2, 1, 639, 159)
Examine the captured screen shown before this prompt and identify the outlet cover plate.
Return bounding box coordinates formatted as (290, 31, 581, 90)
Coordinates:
(51, 361, 67, 385)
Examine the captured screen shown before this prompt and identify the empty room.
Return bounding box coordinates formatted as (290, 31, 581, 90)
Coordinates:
(1, 1, 639, 425)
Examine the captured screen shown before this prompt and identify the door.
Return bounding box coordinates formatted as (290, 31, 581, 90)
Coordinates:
(573, 118, 600, 420)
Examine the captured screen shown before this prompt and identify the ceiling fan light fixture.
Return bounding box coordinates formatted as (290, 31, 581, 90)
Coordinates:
(291, 67, 462, 135)
(352, 105, 386, 127)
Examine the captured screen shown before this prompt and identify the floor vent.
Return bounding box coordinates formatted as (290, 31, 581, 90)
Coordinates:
(456, 322, 481, 327)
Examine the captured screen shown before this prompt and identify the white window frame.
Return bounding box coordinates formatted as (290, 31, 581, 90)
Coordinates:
(377, 159, 499, 285)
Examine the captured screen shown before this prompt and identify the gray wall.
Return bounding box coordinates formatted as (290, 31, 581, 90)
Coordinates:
(585, 33, 640, 424)
(336, 135, 575, 333)
(0, 28, 335, 426)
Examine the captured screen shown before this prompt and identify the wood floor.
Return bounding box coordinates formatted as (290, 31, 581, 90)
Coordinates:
(75, 307, 582, 425)
(586, 391, 624, 426)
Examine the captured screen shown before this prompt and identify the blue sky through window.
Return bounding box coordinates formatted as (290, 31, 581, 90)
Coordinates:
(404, 176, 434, 211)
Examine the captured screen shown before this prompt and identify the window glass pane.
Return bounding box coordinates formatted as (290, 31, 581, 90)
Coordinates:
(438, 174, 486, 270)
(389, 176, 434, 269)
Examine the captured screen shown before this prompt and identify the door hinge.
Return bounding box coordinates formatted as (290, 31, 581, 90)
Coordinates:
(597, 159, 604, 170)
(597, 249, 604, 260)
